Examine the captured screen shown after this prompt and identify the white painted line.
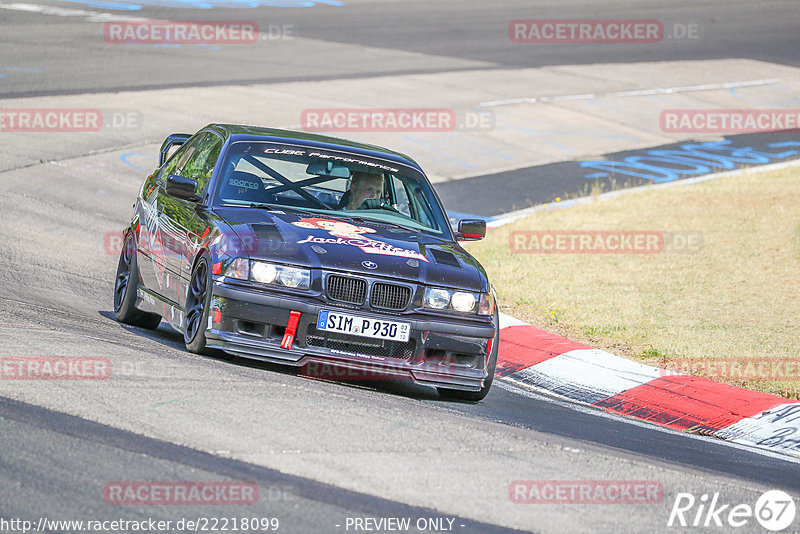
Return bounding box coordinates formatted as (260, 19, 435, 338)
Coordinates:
(479, 78, 785, 107)
(0, 2, 144, 21)
(495, 267, 800, 460)
(0, 1, 278, 43)
(495, 380, 800, 465)
(610, 79, 784, 97)
(510, 348, 664, 404)
(714, 404, 800, 458)
(498, 312, 528, 329)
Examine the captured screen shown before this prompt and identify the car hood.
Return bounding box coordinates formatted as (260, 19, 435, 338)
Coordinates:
(213, 207, 488, 292)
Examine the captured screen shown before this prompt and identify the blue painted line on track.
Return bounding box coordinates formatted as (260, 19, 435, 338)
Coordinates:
(767, 141, 800, 148)
(121, 152, 156, 173)
(55, 0, 343, 9)
(580, 139, 800, 182)
(0, 67, 44, 73)
(436, 131, 800, 219)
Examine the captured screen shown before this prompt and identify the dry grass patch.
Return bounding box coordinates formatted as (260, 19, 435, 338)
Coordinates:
(465, 164, 800, 398)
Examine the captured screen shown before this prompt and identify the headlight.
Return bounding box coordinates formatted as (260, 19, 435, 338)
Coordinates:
(223, 258, 249, 280)
(250, 261, 310, 290)
(424, 288, 451, 309)
(251, 261, 277, 284)
(278, 266, 310, 289)
(424, 287, 491, 315)
(451, 291, 476, 312)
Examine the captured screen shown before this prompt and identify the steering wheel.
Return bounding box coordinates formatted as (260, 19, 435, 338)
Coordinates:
(358, 198, 401, 213)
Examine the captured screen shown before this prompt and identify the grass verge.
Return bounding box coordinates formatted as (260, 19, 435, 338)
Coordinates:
(465, 163, 800, 399)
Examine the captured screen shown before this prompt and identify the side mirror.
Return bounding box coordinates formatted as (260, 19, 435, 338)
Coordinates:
(159, 133, 191, 166)
(455, 219, 486, 241)
(166, 174, 200, 202)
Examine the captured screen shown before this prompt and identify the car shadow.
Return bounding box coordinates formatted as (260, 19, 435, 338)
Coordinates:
(98, 310, 449, 402)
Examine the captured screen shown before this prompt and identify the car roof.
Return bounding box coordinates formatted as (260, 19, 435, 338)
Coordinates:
(204, 124, 424, 173)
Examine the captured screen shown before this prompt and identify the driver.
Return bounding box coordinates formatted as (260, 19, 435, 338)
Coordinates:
(344, 171, 384, 210)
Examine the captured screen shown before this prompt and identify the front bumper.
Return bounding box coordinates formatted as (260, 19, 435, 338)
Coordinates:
(207, 281, 496, 391)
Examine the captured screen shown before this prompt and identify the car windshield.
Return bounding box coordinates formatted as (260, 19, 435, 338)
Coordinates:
(214, 141, 449, 235)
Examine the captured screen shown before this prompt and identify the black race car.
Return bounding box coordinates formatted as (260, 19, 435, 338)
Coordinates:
(113, 124, 498, 400)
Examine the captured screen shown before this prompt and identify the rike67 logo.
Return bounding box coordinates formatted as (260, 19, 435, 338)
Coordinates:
(668, 490, 796, 531)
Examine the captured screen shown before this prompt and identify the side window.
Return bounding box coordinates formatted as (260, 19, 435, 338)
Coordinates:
(180, 133, 223, 193)
(160, 151, 182, 181)
(409, 186, 435, 229)
(391, 175, 411, 217)
(159, 134, 204, 181)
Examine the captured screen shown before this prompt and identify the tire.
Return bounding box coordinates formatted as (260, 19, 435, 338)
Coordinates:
(437, 310, 499, 402)
(184, 253, 213, 354)
(113, 232, 162, 330)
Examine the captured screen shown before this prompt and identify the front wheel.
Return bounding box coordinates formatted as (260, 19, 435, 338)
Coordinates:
(113, 232, 162, 330)
(184, 253, 213, 354)
(437, 310, 499, 402)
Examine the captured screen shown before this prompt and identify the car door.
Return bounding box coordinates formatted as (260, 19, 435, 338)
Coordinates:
(138, 134, 204, 300)
(163, 131, 224, 309)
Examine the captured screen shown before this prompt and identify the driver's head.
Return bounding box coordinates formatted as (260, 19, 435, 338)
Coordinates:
(346, 172, 383, 210)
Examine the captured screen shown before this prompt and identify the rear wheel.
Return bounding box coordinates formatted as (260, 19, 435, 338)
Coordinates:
(113, 232, 162, 329)
(184, 253, 213, 354)
(437, 310, 499, 402)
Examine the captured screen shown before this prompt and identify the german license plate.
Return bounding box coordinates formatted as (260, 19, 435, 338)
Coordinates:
(317, 310, 410, 342)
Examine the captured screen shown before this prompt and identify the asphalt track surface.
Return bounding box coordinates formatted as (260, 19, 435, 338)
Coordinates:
(1, 0, 799, 98)
(2, 1, 800, 533)
(437, 130, 800, 217)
